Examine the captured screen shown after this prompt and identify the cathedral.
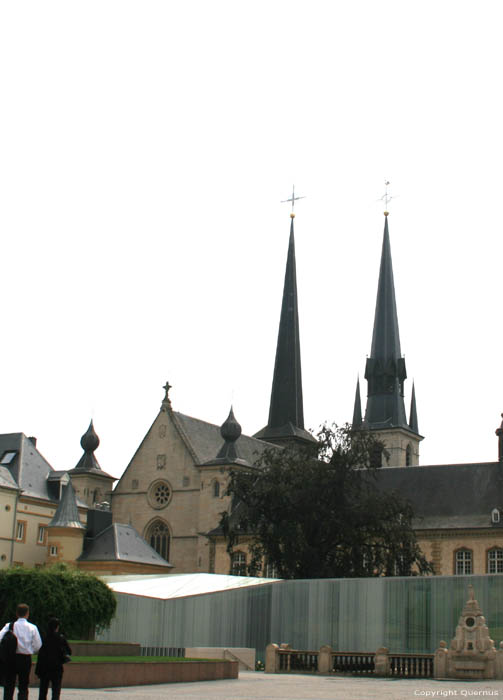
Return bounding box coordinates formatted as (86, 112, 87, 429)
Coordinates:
(111, 209, 503, 578)
(1, 208, 502, 578)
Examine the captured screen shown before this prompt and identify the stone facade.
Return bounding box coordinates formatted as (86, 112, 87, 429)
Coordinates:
(111, 407, 241, 574)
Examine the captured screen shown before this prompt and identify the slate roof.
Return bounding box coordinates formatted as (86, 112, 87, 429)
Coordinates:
(363, 217, 417, 434)
(68, 421, 115, 479)
(0, 465, 19, 491)
(376, 461, 503, 529)
(77, 523, 172, 568)
(49, 482, 84, 529)
(172, 412, 277, 466)
(254, 219, 316, 446)
(0, 433, 56, 501)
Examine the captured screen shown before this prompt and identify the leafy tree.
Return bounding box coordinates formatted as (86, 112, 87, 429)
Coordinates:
(221, 425, 433, 579)
(0, 564, 116, 639)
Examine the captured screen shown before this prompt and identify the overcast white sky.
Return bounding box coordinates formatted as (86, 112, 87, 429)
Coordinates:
(1, 1, 502, 479)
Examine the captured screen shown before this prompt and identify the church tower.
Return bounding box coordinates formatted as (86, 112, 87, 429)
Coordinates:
(254, 213, 316, 448)
(355, 214, 422, 466)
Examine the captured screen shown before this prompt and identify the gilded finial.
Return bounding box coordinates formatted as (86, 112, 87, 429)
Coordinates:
(282, 185, 305, 217)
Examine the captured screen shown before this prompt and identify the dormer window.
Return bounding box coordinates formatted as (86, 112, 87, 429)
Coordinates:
(0, 451, 17, 465)
(491, 508, 500, 524)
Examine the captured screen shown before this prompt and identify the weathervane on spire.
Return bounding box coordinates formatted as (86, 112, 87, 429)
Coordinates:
(379, 179, 393, 216)
(281, 185, 305, 218)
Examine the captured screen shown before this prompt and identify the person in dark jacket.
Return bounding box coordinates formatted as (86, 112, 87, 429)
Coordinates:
(35, 618, 71, 700)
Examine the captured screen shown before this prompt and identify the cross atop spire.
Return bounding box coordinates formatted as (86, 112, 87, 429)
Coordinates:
(281, 185, 305, 219)
(379, 179, 393, 216)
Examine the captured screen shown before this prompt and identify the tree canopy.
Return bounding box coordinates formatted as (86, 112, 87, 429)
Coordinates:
(0, 564, 116, 639)
(221, 425, 433, 579)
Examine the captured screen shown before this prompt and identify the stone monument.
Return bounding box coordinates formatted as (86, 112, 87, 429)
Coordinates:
(439, 585, 497, 679)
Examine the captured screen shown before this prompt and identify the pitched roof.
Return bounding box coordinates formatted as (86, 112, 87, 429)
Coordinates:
(0, 466, 19, 491)
(376, 461, 503, 529)
(77, 523, 172, 568)
(0, 433, 55, 500)
(172, 412, 277, 466)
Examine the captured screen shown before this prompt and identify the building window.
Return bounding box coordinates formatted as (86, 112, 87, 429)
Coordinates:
(405, 444, 412, 467)
(156, 454, 166, 470)
(37, 526, 46, 545)
(488, 548, 503, 573)
(146, 520, 170, 561)
(148, 480, 172, 509)
(455, 549, 472, 575)
(132, 479, 139, 490)
(15, 521, 26, 542)
(0, 451, 17, 465)
(491, 508, 500, 524)
(213, 480, 220, 498)
(182, 476, 190, 487)
(263, 560, 278, 578)
(50, 545, 58, 557)
(231, 551, 247, 576)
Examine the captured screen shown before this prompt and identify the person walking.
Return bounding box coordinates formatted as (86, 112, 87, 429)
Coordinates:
(35, 618, 71, 700)
(0, 603, 42, 700)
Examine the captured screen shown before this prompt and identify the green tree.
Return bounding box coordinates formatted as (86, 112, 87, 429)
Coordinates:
(221, 425, 432, 579)
(0, 564, 116, 638)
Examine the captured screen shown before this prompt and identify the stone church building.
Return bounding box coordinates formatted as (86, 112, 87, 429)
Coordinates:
(110, 210, 503, 578)
(1, 209, 501, 578)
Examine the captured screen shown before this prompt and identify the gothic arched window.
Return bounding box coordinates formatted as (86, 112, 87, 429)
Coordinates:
(146, 520, 170, 561)
(405, 444, 412, 467)
(213, 480, 220, 498)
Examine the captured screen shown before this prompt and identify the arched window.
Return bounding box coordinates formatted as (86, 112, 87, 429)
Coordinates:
(231, 551, 247, 576)
(145, 520, 170, 561)
(455, 548, 472, 575)
(487, 548, 503, 573)
(213, 480, 220, 498)
(405, 444, 412, 467)
(491, 508, 500, 524)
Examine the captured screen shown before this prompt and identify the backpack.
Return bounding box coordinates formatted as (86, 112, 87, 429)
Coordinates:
(0, 622, 18, 664)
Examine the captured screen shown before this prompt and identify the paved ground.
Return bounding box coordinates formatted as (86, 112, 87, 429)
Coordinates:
(56, 671, 503, 700)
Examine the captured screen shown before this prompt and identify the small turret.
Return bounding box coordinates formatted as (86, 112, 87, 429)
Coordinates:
(68, 421, 116, 507)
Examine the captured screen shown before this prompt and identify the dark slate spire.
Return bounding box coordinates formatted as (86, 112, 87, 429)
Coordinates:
(409, 382, 419, 434)
(202, 407, 250, 467)
(352, 377, 363, 429)
(70, 421, 102, 473)
(364, 216, 415, 433)
(496, 413, 503, 462)
(255, 216, 315, 446)
(48, 481, 84, 529)
(216, 407, 242, 462)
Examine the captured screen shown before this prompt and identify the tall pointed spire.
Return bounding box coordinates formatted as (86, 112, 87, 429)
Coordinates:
(364, 215, 411, 432)
(255, 216, 315, 446)
(409, 382, 419, 434)
(352, 377, 363, 429)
